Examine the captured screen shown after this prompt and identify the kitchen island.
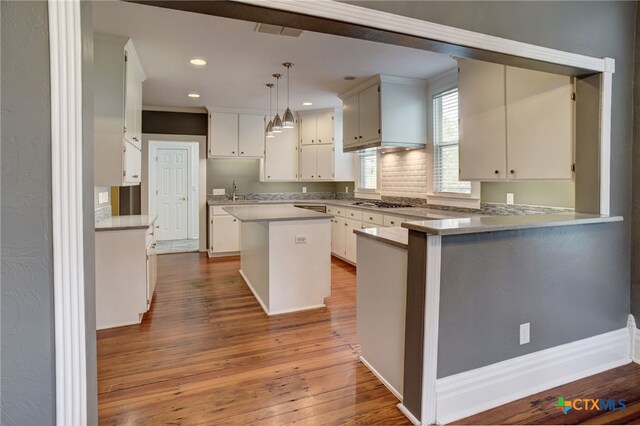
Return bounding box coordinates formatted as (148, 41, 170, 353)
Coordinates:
(223, 205, 333, 316)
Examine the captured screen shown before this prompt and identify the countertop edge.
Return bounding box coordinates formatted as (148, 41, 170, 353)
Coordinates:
(401, 214, 623, 236)
(222, 206, 334, 222)
(353, 228, 408, 249)
(95, 215, 158, 232)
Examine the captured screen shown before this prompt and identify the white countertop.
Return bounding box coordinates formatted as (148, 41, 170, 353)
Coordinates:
(402, 213, 623, 236)
(223, 205, 333, 222)
(95, 214, 158, 231)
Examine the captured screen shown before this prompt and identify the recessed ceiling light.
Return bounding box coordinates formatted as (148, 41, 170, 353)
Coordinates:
(302, 102, 313, 106)
(188, 92, 200, 98)
(190, 58, 207, 66)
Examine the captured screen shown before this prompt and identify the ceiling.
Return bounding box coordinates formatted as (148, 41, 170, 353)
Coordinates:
(92, 1, 456, 112)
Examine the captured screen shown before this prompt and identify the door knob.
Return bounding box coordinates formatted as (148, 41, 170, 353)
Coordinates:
(180, 197, 187, 201)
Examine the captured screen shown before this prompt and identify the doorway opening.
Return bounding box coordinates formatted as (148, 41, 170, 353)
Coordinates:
(148, 140, 199, 253)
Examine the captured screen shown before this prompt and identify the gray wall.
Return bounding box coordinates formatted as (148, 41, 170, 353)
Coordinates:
(632, 5, 640, 328)
(346, 0, 635, 319)
(438, 223, 629, 377)
(1, 2, 56, 424)
(481, 181, 575, 208)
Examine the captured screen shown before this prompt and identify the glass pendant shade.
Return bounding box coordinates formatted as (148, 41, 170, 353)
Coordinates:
(272, 113, 283, 132)
(266, 119, 275, 138)
(283, 108, 294, 128)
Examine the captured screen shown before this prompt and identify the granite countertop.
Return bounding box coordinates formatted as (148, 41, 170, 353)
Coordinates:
(208, 198, 476, 221)
(402, 213, 623, 236)
(95, 214, 158, 232)
(223, 205, 334, 222)
(354, 226, 408, 249)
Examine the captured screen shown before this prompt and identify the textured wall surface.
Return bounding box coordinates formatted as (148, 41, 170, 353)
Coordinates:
(1, 2, 56, 424)
(380, 149, 428, 198)
(438, 222, 629, 378)
(346, 0, 635, 324)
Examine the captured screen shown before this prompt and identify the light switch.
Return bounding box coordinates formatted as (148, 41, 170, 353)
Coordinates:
(302, 187, 307, 194)
(213, 188, 225, 195)
(507, 193, 514, 205)
(98, 191, 109, 205)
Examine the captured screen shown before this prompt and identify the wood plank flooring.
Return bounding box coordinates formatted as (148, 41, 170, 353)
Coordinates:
(97, 253, 407, 425)
(98, 252, 640, 425)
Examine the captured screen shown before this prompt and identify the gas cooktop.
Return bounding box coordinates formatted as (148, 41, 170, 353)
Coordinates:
(351, 201, 413, 208)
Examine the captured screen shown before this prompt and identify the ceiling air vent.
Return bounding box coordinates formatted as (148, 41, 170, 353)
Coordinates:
(255, 23, 303, 38)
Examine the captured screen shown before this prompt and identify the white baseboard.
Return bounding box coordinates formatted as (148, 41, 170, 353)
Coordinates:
(239, 269, 269, 315)
(397, 403, 420, 425)
(435, 328, 631, 424)
(239, 269, 325, 316)
(629, 315, 640, 364)
(359, 355, 403, 401)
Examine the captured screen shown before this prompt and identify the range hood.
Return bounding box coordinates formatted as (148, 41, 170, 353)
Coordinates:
(338, 74, 428, 153)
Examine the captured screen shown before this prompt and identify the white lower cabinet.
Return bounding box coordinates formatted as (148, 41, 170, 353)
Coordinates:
(331, 217, 346, 260)
(208, 206, 241, 256)
(344, 219, 360, 263)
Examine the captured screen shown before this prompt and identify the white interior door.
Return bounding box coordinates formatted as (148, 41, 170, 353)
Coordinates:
(157, 148, 189, 240)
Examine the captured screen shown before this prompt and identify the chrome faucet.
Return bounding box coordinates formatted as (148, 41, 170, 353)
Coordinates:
(232, 180, 238, 202)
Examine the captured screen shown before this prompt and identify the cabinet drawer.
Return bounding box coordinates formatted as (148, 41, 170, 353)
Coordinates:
(212, 206, 232, 216)
(362, 211, 384, 225)
(345, 209, 363, 221)
(383, 215, 406, 227)
(334, 207, 347, 217)
(326, 206, 335, 215)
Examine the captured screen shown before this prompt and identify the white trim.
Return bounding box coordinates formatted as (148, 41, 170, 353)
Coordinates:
(629, 315, 640, 364)
(239, 270, 326, 316)
(359, 356, 403, 401)
(397, 404, 421, 426)
(599, 68, 613, 215)
(48, 0, 87, 424)
(237, 0, 608, 73)
(143, 105, 207, 113)
(149, 141, 200, 240)
(420, 235, 442, 425)
(435, 328, 631, 424)
(207, 105, 269, 115)
(339, 74, 427, 100)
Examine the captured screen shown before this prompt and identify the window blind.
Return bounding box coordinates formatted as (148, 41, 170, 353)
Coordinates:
(432, 88, 471, 195)
(358, 148, 377, 191)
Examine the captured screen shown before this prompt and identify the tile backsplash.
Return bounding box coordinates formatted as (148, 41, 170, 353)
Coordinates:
(380, 149, 428, 199)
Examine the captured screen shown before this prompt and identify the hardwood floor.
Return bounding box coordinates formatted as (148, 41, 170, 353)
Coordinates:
(97, 253, 408, 425)
(455, 362, 640, 425)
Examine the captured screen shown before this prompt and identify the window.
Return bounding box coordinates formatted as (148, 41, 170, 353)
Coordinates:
(358, 148, 378, 191)
(432, 87, 471, 195)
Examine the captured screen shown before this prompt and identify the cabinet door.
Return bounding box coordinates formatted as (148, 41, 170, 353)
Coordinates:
(506, 67, 573, 180)
(343, 94, 359, 148)
(264, 125, 298, 181)
(123, 46, 137, 146)
(238, 114, 265, 157)
(210, 113, 239, 157)
(300, 114, 317, 145)
(316, 112, 334, 145)
(131, 70, 143, 149)
(345, 219, 360, 263)
(358, 84, 381, 144)
(300, 145, 317, 180)
(212, 215, 240, 253)
(458, 59, 507, 181)
(332, 218, 346, 257)
(316, 144, 334, 180)
(122, 141, 141, 185)
(208, 207, 215, 253)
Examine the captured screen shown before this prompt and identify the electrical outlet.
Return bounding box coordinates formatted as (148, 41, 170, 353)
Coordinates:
(507, 193, 515, 205)
(345, 186, 349, 194)
(98, 191, 109, 205)
(213, 188, 225, 195)
(302, 187, 307, 193)
(520, 322, 530, 345)
(295, 236, 307, 244)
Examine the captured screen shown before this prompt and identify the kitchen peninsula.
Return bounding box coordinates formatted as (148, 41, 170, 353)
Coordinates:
(223, 205, 333, 316)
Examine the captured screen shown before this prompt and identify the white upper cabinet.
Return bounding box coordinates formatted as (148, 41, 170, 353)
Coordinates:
(262, 123, 298, 181)
(94, 33, 146, 187)
(300, 145, 317, 180)
(316, 112, 334, 145)
(238, 114, 265, 157)
(300, 114, 317, 145)
(209, 112, 239, 157)
(339, 75, 427, 152)
(300, 111, 334, 145)
(208, 111, 265, 158)
(316, 144, 334, 180)
(458, 58, 574, 181)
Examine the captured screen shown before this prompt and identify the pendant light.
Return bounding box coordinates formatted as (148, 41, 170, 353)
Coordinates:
(272, 73, 283, 133)
(265, 83, 275, 138)
(282, 63, 295, 128)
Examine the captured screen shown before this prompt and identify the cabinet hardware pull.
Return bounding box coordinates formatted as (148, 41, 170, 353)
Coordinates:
(359, 136, 362, 139)
(390, 221, 395, 225)
(241, 151, 244, 154)
(494, 170, 499, 174)
(312, 139, 314, 143)
(318, 139, 321, 143)
(267, 175, 271, 178)
(510, 170, 515, 174)
(354, 137, 357, 140)
(132, 175, 139, 178)
(232, 151, 235, 154)
(233, 219, 236, 222)
(345, 223, 348, 227)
